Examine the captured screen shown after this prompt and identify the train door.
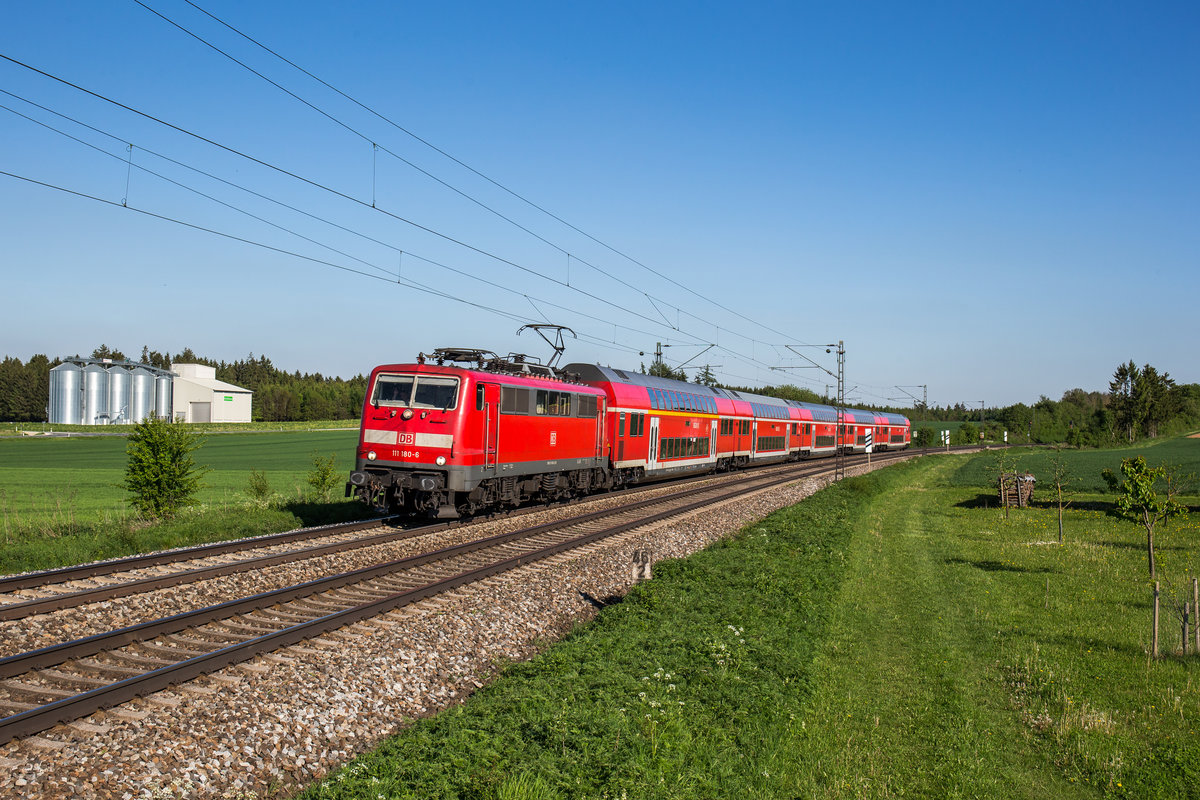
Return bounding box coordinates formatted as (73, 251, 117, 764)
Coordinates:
(648, 416, 660, 469)
(595, 398, 606, 460)
(481, 382, 500, 476)
(709, 425, 717, 463)
(751, 422, 758, 457)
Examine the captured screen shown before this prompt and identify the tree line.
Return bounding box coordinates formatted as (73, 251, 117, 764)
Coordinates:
(0, 345, 367, 423)
(917, 361, 1200, 447)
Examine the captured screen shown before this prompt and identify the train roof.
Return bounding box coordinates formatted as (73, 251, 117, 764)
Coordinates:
(564, 363, 909, 425)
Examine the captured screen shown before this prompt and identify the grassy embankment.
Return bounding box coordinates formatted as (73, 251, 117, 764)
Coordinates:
(0, 429, 370, 574)
(302, 439, 1200, 799)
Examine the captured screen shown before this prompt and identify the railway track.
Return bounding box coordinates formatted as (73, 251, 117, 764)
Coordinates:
(0, 517, 432, 621)
(0, 450, 918, 622)
(0, 452, 918, 746)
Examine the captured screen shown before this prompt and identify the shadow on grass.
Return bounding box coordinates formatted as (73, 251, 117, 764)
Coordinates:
(955, 494, 997, 510)
(281, 500, 382, 527)
(955, 495, 1124, 515)
(1041, 631, 1148, 658)
(944, 556, 1057, 574)
(579, 590, 624, 610)
(1027, 498, 1116, 513)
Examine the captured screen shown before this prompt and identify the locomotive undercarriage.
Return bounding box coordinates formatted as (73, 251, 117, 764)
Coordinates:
(350, 465, 617, 519)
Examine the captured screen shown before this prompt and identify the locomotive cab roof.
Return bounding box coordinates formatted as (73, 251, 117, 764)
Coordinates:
(419, 347, 567, 379)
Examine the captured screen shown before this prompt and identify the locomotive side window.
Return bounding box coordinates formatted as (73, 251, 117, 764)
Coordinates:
(619, 412, 626, 437)
(501, 387, 531, 414)
(576, 395, 598, 418)
(476, 385, 485, 410)
(536, 390, 573, 416)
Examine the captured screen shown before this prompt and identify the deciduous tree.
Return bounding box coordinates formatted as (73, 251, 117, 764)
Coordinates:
(1112, 455, 1188, 579)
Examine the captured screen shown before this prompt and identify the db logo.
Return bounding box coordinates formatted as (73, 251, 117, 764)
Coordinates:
(398, 432, 416, 445)
(550, 431, 557, 447)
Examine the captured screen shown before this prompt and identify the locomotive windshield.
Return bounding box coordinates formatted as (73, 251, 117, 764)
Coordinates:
(372, 374, 460, 410)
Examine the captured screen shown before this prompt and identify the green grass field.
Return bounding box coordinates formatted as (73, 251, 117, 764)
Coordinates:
(952, 438, 1200, 493)
(0, 429, 360, 530)
(300, 441, 1200, 799)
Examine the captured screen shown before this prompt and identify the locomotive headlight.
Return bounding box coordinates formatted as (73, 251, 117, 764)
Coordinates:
(435, 456, 447, 466)
(401, 409, 414, 420)
(367, 450, 377, 461)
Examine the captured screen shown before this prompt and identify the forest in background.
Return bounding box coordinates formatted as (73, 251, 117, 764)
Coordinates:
(0, 345, 366, 422)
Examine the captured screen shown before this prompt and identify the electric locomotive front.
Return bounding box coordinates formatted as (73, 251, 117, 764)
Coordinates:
(347, 362, 470, 517)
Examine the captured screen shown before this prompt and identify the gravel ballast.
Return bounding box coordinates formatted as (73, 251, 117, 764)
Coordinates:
(0, 459, 908, 799)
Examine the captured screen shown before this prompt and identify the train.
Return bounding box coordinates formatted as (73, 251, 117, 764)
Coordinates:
(346, 347, 910, 517)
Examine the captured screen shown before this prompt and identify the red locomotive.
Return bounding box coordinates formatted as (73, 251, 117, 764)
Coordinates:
(346, 346, 910, 517)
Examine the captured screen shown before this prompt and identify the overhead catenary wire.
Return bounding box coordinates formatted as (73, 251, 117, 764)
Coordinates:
(0, 51, 711, 343)
(133, 0, 693, 327)
(0, 89, 698, 351)
(0, 50, 858, 389)
(0, 168, 662, 361)
(155, 0, 813, 347)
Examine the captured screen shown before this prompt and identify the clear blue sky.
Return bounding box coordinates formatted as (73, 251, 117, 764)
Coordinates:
(2, 1, 1196, 408)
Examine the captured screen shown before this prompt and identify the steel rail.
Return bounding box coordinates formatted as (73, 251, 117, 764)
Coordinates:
(0, 520, 445, 621)
(0, 460, 839, 745)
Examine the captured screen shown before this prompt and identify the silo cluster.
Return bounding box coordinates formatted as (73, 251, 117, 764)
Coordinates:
(48, 360, 174, 425)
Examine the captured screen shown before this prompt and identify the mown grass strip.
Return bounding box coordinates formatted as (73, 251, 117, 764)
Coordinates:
(301, 467, 899, 799)
(303, 444, 1200, 800)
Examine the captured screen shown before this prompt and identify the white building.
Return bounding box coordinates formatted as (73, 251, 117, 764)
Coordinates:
(171, 363, 252, 423)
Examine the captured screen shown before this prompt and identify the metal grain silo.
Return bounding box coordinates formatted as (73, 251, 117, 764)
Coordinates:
(82, 364, 109, 425)
(107, 366, 131, 424)
(48, 362, 82, 424)
(130, 367, 155, 423)
(154, 373, 174, 421)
